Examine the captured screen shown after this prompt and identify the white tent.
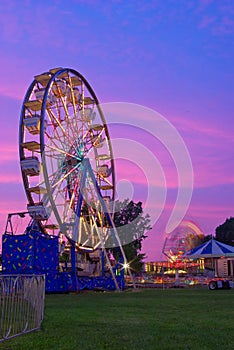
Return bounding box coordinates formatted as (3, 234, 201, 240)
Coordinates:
(185, 239, 234, 259)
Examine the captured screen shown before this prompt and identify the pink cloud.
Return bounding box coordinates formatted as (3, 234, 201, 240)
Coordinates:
(110, 111, 234, 191)
(198, 15, 217, 29)
(0, 149, 18, 162)
(0, 178, 27, 229)
(199, 0, 214, 6)
(189, 205, 233, 219)
(167, 115, 234, 188)
(0, 174, 21, 184)
(196, 1, 234, 36)
(214, 16, 234, 35)
(170, 114, 233, 143)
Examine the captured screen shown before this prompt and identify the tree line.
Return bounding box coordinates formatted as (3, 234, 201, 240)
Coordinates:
(215, 217, 234, 245)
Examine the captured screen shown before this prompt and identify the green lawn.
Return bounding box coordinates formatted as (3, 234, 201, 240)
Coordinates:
(2, 288, 234, 350)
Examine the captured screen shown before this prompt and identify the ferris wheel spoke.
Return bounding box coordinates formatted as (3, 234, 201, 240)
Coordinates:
(50, 186, 70, 223)
(45, 123, 69, 154)
(55, 90, 70, 118)
(51, 163, 80, 189)
(47, 109, 74, 145)
(59, 176, 80, 224)
(45, 144, 79, 160)
(38, 166, 64, 192)
(64, 180, 79, 222)
(67, 76, 78, 116)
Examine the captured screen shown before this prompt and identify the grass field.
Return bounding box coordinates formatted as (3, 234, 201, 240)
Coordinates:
(2, 287, 234, 350)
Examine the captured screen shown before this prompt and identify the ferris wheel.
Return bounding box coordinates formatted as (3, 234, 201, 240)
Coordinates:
(19, 67, 116, 251)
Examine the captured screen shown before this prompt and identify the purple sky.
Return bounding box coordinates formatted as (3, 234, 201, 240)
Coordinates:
(0, 0, 234, 260)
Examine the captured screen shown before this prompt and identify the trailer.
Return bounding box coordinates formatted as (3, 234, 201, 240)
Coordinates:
(208, 278, 234, 290)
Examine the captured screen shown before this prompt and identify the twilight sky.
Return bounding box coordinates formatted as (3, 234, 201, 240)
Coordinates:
(0, 0, 233, 260)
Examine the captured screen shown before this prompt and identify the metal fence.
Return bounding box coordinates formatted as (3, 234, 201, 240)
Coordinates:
(0, 274, 45, 342)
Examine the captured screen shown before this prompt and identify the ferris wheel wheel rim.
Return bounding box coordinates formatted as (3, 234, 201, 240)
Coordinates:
(19, 67, 116, 235)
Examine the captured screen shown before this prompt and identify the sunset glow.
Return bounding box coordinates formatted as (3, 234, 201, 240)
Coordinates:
(0, 0, 233, 260)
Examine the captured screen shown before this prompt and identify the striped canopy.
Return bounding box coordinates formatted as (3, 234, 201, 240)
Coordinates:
(185, 239, 234, 258)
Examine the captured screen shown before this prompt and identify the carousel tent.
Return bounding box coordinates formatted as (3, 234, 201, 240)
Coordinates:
(185, 238, 234, 259)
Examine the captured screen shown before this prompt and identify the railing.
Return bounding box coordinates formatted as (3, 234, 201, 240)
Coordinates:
(127, 275, 210, 289)
(0, 274, 45, 342)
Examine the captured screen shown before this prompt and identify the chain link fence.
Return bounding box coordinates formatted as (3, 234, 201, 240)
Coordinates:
(0, 274, 45, 342)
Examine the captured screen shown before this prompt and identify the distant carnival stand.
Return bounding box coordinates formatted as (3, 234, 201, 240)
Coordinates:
(2, 67, 134, 292)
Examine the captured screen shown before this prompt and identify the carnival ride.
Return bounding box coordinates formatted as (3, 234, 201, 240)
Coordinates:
(162, 220, 204, 260)
(162, 220, 203, 276)
(2, 67, 133, 292)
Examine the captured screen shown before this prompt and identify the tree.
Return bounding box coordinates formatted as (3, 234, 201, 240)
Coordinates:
(108, 199, 151, 273)
(202, 234, 213, 243)
(215, 217, 234, 245)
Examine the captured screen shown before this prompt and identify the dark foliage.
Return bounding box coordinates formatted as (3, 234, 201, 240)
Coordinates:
(215, 217, 234, 245)
(109, 199, 151, 273)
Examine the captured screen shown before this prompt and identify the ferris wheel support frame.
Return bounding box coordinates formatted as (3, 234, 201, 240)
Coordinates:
(68, 157, 135, 290)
